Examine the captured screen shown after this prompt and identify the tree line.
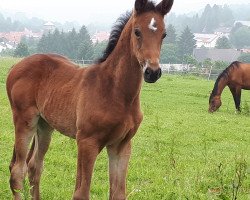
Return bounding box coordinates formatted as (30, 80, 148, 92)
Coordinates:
(6, 26, 107, 61)
(10, 24, 196, 64)
(37, 26, 93, 60)
(167, 4, 245, 34)
(9, 22, 250, 64)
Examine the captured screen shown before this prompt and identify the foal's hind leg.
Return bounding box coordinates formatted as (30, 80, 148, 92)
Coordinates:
(10, 108, 39, 200)
(27, 118, 53, 200)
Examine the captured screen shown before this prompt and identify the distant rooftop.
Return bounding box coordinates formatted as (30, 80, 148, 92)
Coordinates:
(214, 27, 232, 34)
(194, 34, 218, 43)
(234, 21, 250, 27)
(44, 22, 55, 26)
(193, 49, 241, 63)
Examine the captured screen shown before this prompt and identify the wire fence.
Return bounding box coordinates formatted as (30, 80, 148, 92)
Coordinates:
(72, 59, 93, 66)
(71, 60, 223, 81)
(160, 64, 223, 80)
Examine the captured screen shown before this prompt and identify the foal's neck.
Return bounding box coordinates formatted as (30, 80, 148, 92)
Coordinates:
(101, 18, 143, 104)
(215, 76, 228, 96)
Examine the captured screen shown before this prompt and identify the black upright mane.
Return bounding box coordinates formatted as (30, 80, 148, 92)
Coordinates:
(95, 12, 132, 64)
(96, 1, 158, 64)
(210, 61, 240, 100)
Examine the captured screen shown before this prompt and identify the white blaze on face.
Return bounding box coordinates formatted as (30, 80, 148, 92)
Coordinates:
(143, 60, 150, 73)
(148, 18, 157, 32)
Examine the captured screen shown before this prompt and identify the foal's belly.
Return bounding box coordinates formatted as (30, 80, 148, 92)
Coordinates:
(40, 111, 77, 139)
(38, 96, 78, 138)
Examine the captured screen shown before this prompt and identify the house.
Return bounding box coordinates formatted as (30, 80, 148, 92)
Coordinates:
(0, 32, 24, 44)
(0, 28, 42, 45)
(194, 26, 233, 49)
(0, 43, 6, 52)
(43, 22, 56, 34)
(214, 27, 232, 38)
(91, 31, 110, 44)
(241, 49, 250, 54)
(0, 42, 14, 52)
(193, 49, 241, 63)
(194, 33, 220, 48)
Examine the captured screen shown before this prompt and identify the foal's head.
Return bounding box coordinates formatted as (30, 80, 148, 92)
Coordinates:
(132, 0, 173, 83)
(208, 94, 221, 113)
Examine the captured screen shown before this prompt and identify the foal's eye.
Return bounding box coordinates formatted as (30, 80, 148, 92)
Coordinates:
(162, 32, 167, 39)
(134, 28, 141, 38)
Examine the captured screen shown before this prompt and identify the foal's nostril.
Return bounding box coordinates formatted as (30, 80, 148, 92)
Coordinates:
(145, 68, 151, 75)
(157, 69, 162, 78)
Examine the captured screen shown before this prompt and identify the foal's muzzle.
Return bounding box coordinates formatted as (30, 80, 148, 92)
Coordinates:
(144, 67, 162, 83)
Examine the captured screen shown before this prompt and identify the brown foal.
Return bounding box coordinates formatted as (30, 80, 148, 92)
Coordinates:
(209, 61, 250, 113)
(6, 0, 173, 199)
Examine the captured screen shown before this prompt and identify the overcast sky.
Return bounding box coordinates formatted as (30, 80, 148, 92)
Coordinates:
(0, 0, 248, 24)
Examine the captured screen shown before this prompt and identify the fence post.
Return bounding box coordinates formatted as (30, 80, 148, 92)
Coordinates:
(208, 64, 213, 81)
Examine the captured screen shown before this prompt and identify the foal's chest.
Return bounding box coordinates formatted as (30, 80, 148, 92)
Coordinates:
(79, 107, 143, 145)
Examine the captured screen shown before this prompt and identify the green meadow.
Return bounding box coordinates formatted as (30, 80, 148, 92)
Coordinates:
(0, 57, 249, 199)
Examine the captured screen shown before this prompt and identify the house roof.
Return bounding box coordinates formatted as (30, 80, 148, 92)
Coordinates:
(0, 32, 24, 43)
(194, 33, 219, 43)
(193, 49, 241, 62)
(91, 31, 110, 43)
(214, 27, 232, 34)
(0, 29, 42, 44)
(44, 21, 55, 26)
(234, 21, 250, 27)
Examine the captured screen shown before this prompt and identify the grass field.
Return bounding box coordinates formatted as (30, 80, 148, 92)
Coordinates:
(0, 57, 249, 199)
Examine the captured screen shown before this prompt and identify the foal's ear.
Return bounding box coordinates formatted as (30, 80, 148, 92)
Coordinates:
(135, 0, 148, 14)
(156, 0, 174, 16)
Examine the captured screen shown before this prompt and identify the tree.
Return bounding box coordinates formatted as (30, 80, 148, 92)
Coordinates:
(14, 43, 29, 57)
(21, 36, 39, 55)
(213, 61, 229, 70)
(183, 55, 198, 66)
(160, 43, 180, 63)
(77, 26, 94, 60)
(50, 29, 63, 54)
(177, 26, 196, 62)
(164, 24, 177, 45)
(93, 41, 108, 60)
(230, 26, 250, 49)
(221, 5, 234, 27)
(238, 53, 250, 63)
(37, 32, 52, 53)
(198, 4, 234, 33)
(203, 58, 213, 68)
(67, 28, 79, 59)
(215, 36, 232, 49)
(199, 4, 212, 32)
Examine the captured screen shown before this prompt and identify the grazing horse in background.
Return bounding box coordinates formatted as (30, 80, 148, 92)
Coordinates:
(6, 0, 174, 199)
(209, 61, 250, 113)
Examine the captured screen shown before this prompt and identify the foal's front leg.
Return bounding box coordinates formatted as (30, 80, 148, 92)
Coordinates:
(107, 140, 132, 200)
(73, 136, 102, 200)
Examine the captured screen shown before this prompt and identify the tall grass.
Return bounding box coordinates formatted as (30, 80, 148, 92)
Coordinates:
(0, 58, 249, 199)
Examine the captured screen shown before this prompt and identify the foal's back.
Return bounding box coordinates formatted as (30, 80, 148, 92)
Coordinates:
(6, 54, 85, 137)
(228, 62, 250, 88)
